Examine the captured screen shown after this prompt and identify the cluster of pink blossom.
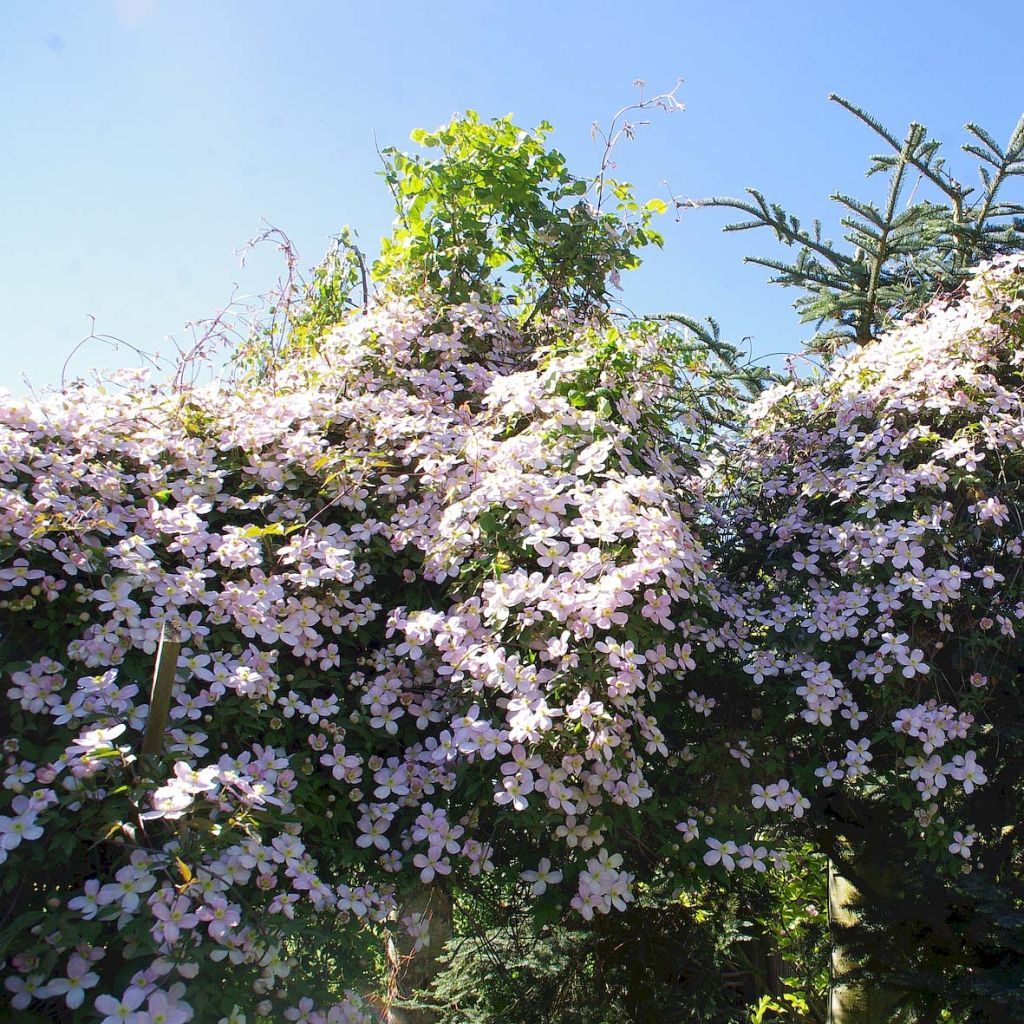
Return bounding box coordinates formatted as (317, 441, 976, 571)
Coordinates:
(702, 838, 791, 874)
(570, 848, 636, 919)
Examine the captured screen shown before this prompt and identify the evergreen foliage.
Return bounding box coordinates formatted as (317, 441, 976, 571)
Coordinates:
(695, 96, 1024, 356)
(430, 889, 798, 1024)
(823, 843, 1024, 1023)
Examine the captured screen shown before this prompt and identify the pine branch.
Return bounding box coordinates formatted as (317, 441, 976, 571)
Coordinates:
(742, 254, 849, 290)
(830, 94, 970, 220)
(857, 120, 923, 342)
(968, 112, 1024, 233)
(693, 98, 1023, 358)
(698, 192, 856, 270)
(830, 193, 885, 227)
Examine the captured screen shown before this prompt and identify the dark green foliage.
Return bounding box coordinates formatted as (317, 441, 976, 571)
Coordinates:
(905, 871, 1024, 1023)
(432, 901, 750, 1024)
(696, 96, 1024, 355)
(823, 841, 1024, 1023)
(427, 862, 830, 1024)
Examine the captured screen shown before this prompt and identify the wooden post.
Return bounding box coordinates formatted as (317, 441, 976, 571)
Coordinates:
(141, 619, 182, 756)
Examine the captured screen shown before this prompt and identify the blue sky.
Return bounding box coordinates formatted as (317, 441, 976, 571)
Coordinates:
(2, 0, 1022, 392)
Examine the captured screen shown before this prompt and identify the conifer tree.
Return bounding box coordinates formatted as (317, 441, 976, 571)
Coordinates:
(693, 96, 1024, 356)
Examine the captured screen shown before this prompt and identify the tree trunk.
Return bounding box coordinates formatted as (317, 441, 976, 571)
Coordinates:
(827, 860, 903, 1024)
(386, 884, 453, 1024)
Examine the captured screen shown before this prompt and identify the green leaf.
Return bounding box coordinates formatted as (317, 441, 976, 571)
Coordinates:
(478, 510, 501, 534)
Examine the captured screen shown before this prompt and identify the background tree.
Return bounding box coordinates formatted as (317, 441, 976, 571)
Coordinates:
(692, 96, 1024, 357)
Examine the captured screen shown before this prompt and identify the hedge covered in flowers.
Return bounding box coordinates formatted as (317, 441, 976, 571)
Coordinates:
(0, 286, 756, 1021)
(707, 255, 1024, 879)
(1, 99, 1021, 1020)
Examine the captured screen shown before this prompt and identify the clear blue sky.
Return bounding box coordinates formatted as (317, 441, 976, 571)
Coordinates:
(3, 1, 1022, 392)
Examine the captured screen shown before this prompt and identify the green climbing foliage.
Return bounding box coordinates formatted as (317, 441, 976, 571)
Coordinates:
(373, 111, 668, 318)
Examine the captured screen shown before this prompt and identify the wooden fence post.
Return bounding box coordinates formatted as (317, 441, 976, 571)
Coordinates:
(141, 619, 182, 756)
